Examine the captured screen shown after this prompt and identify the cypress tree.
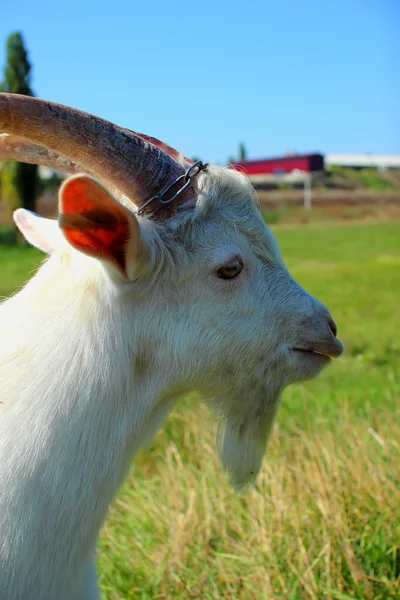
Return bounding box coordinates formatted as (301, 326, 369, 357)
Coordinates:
(0, 32, 38, 216)
(239, 142, 247, 161)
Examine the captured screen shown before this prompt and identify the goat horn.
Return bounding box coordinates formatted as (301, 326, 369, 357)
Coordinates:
(0, 134, 127, 205)
(0, 93, 192, 211)
(0, 134, 84, 175)
(0, 132, 192, 177)
(132, 131, 194, 168)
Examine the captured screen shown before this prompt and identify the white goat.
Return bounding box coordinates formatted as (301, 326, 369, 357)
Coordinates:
(0, 93, 343, 600)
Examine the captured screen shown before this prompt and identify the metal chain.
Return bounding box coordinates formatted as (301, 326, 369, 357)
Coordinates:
(136, 160, 208, 218)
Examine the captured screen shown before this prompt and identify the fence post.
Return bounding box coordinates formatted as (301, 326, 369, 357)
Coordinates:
(304, 173, 312, 210)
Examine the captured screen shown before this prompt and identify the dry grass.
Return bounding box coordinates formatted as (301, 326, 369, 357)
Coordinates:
(98, 401, 399, 599)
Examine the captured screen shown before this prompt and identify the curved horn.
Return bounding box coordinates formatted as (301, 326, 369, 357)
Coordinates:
(132, 131, 194, 168)
(0, 134, 126, 204)
(0, 132, 192, 181)
(0, 93, 191, 210)
(0, 134, 84, 175)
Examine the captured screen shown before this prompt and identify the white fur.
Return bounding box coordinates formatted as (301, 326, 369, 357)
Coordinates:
(13, 208, 66, 253)
(0, 166, 341, 599)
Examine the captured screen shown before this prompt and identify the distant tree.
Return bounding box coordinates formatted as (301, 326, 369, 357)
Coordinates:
(238, 142, 247, 162)
(0, 32, 38, 216)
(0, 32, 33, 96)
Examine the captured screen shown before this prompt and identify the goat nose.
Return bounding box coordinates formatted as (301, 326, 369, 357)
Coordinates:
(328, 318, 337, 337)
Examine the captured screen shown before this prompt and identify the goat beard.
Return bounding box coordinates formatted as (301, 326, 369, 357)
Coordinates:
(212, 385, 281, 490)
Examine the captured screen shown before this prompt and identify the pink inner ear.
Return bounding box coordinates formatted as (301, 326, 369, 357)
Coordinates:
(60, 177, 132, 274)
(65, 220, 130, 272)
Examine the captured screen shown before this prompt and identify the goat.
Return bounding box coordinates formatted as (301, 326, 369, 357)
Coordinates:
(0, 93, 343, 600)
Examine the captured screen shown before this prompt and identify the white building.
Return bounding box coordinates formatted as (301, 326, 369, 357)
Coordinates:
(325, 154, 400, 170)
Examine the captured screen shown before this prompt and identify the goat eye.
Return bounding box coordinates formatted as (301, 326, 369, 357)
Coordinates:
(217, 259, 243, 280)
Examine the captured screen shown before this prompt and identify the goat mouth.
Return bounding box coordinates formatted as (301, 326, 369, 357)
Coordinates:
(292, 337, 344, 360)
(292, 347, 332, 362)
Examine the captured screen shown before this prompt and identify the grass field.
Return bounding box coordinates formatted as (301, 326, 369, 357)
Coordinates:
(1, 221, 399, 599)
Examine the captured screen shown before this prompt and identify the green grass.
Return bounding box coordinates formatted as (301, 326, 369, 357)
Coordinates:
(1, 221, 399, 599)
(0, 244, 43, 299)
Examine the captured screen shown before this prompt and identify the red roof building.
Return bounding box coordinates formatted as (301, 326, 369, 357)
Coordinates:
(230, 153, 324, 177)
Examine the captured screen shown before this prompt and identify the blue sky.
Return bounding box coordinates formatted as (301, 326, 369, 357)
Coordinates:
(1, 0, 399, 164)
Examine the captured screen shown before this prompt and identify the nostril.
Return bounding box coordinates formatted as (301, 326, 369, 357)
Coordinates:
(328, 318, 337, 337)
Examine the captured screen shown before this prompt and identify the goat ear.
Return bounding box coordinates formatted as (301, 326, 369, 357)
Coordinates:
(59, 175, 141, 279)
(13, 209, 65, 254)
